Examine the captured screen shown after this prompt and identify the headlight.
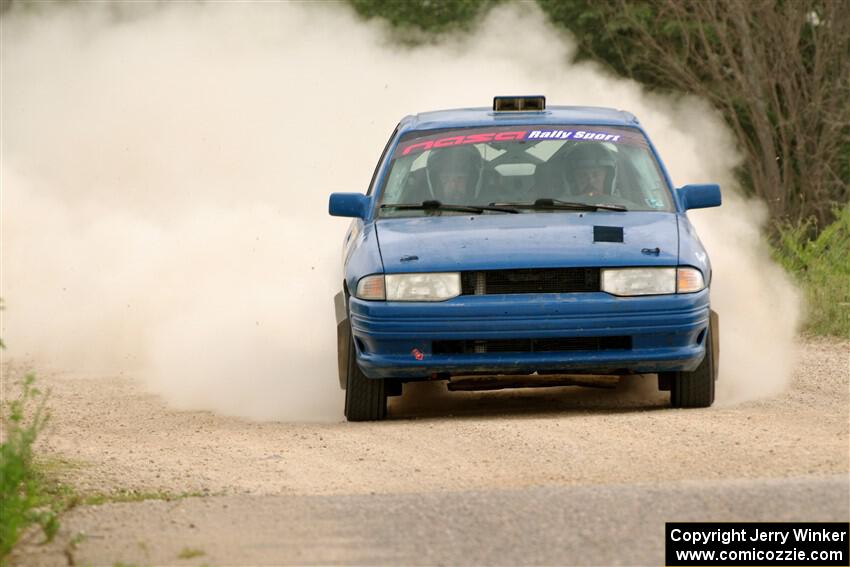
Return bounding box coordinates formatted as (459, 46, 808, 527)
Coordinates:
(386, 273, 461, 301)
(600, 267, 705, 296)
(601, 268, 675, 296)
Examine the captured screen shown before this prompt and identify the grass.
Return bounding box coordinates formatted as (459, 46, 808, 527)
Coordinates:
(0, 374, 57, 561)
(81, 488, 206, 506)
(178, 547, 206, 559)
(772, 203, 850, 338)
(0, 373, 204, 562)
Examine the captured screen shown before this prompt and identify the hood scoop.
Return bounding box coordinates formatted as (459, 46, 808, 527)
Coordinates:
(593, 225, 624, 243)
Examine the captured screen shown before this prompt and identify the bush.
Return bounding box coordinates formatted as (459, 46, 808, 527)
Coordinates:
(773, 204, 850, 337)
(0, 374, 57, 561)
(350, 0, 496, 35)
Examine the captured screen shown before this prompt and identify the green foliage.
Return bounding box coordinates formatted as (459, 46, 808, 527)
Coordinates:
(349, 0, 849, 230)
(536, 1, 715, 90)
(178, 547, 206, 559)
(537, 0, 653, 80)
(0, 369, 203, 560)
(773, 204, 850, 337)
(540, 1, 850, 229)
(350, 0, 499, 36)
(0, 374, 56, 561)
(81, 489, 205, 506)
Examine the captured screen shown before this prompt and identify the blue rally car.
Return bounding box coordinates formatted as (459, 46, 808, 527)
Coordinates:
(329, 96, 721, 421)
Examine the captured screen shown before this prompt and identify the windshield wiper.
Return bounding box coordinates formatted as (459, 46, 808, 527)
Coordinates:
(381, 200, 519, 214)
(489, 198, 627, 212)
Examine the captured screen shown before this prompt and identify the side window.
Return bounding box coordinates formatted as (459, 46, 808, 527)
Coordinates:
(382, 156, 415, 204)
(366, 124, 400, 196)
(620, 146, 672, 209)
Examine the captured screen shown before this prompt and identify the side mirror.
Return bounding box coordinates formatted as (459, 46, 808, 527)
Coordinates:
(329, 193, 371, 219)
(677, 184, 722, 210)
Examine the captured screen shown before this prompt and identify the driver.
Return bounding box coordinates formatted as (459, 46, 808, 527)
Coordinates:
(561, 143, 616, 198)
(425, 145, 483, 203)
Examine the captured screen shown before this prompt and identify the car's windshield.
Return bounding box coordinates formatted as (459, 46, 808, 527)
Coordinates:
(377, 125, 673, 217)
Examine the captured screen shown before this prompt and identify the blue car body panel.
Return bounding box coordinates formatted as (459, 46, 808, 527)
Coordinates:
(376, 212, 678, 273)
(349, 290, 709, 379)
(333, 105, 717, 385)
(676, 215, 713, 285)
(342, 220, 384, 295)
(402, 106, 639, 133)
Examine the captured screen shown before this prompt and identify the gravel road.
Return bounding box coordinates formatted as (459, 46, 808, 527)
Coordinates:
(8, 336, 850, 565)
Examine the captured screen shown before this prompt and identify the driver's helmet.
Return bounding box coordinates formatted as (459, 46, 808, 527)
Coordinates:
(425, 145, 483, 202)
(562, 142, 617, 198)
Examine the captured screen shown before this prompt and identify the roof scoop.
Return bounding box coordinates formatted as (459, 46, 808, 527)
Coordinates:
(493, 95, 546, 112)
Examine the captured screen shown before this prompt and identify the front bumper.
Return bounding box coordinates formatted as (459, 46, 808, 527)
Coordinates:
(349, 290, 710, 379)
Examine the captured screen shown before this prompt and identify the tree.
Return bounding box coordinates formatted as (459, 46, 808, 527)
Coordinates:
(350, 0, 499, 36)
(540, 0, 850, 227)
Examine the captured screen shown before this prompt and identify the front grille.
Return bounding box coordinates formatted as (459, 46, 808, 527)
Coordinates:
(460, 268, 600, 295)
(432, 336, 631, 354)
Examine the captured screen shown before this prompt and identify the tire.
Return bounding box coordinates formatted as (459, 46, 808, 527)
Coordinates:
(344, 332, 388, 421)
(664, 317, 717, 408)
(709, 309, 720, 381)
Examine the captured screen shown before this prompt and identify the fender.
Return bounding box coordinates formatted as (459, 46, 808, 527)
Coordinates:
(334, 290, 350, 390)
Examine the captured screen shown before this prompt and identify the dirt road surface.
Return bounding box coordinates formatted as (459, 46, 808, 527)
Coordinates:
(9, 337, 850, 565)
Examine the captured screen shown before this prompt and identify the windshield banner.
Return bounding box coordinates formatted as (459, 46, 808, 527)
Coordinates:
(393, 125, 646, 159)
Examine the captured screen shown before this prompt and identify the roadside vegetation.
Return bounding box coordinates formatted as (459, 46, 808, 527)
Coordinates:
(0, 368, 204, 561)
(773, 204, 850, 338)
(178, 547, 206, 560)
(351, 0, 850, 337)
(0, 374, 57, 561)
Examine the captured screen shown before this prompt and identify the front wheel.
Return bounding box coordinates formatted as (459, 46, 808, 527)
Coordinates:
(344, 333, 388, 422)
(662, 314, 718, 408)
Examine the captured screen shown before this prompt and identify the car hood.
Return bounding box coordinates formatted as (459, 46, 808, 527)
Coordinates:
(376, 212, 679, 273)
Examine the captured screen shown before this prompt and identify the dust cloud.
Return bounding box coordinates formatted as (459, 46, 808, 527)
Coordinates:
(1, 2, 800, 420)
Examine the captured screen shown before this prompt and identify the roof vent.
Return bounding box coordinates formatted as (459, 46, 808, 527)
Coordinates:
(493, 95, 546, 112)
